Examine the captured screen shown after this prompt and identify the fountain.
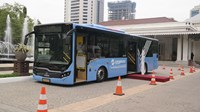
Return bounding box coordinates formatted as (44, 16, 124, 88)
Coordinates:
(0, 15, 34, 62)
(0, 15, 15, 61)
(21, 17, 28, 43)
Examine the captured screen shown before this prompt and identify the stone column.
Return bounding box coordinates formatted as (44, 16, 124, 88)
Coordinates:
(176, 35, 182, 61)
(188, 37, 192, 60)
(182, 35, 189, 61)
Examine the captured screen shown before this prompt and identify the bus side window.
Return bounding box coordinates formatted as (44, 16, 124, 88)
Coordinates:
(93, 46, 102, 58)
(94, 49, 101, 58)
(87, 45, 102, 61)
(87, 46, 93, 61)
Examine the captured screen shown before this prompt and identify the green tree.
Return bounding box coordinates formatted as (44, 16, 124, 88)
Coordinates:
(0, 3, 35, 44)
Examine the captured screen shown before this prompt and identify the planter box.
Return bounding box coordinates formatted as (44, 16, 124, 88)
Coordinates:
(15, 52, 27, 61)
(13, 61, 29, 76)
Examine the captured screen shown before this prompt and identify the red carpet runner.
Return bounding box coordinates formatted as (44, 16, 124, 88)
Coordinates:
(127, 74, 170, 82)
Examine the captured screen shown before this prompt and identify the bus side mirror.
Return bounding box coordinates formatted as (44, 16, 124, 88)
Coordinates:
(24, 31, 35, 45)
(24, 38, 28, 45)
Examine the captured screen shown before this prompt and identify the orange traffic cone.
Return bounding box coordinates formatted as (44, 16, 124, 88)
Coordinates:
(152, 70, 156, 74)
(178, 64, 181, 71)
(37, 87, 48, 112)
(193, 66, 196, 72)
(113, 76, 124, 96)
(189, 66, 193, 73)
(149, 74, 157, 85)
(169, 68, 174, 80)
(181, 67, 185, 76)
(162, 64, 165, 70)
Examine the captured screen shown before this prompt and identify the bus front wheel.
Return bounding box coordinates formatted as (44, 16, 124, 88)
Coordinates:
(96, 67, 107, 82)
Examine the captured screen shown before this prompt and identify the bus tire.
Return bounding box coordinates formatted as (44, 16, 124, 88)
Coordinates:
(96, 67, 107, 82)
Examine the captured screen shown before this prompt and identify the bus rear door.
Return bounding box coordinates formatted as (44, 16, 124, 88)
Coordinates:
(127, 41, 137, 72)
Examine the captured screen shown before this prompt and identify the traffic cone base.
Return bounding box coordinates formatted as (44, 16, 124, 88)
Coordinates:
(150, 81, 157, 85)
(178, 64, 181, 71)
(113, 76, 124, 96)
(113, 93, 125, 96)
(37, 106, 47, 112)
(180, 66, 185, 76)
(181, 70, 185, 76)
(169, 76, 174, 80)
(149, 74, 157, 85)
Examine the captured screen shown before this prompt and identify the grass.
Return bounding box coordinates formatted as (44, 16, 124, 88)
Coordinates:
(0, 73, 32, 78)
(0, 73, 18, 78)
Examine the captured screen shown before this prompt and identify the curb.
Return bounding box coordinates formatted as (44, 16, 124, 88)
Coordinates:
(0, 76, 32, 84)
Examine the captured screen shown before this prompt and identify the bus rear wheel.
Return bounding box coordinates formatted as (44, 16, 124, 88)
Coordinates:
(96, 67, 106, 82)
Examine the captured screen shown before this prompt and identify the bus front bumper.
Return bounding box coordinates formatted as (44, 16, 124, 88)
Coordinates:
(33, 74, 74, 85)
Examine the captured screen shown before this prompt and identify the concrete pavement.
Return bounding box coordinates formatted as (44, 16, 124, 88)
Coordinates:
(49, 68, 200, 112)
(0, 103, 28, 112)
(0, 61, 199, 112)
(0, 76, 32, 84)
(86, 70, 200, 112)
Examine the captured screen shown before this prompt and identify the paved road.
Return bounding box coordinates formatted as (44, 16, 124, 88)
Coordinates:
(0, 65, 199, 112)
(0, 76, 146, 112)
(86, 71, 200, 112)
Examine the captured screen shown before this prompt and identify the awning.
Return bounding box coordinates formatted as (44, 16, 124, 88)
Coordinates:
(130, 31, 200, 36)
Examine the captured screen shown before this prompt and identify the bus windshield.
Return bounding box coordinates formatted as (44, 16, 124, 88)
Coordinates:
(34, 25, 72, 71)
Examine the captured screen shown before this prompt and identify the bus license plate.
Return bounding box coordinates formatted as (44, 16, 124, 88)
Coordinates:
(42, 78, 50, 83)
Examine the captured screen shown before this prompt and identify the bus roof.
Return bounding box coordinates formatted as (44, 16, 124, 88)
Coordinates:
(35, 22, 158, 41)
(76, 24, 125, 34)
(76, 23, 158, 41)
(131, 34, 158, 41)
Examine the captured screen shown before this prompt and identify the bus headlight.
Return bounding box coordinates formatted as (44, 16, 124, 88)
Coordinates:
(61, 71, 71, 78)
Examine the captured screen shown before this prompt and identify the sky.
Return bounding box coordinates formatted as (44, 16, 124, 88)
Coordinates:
(0, 0, 199, 24)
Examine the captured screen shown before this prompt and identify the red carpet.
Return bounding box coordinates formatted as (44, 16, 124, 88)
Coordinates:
(127, 74, 170, 82)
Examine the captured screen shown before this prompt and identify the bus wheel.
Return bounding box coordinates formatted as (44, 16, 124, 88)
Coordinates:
(96, 67, 106, 82)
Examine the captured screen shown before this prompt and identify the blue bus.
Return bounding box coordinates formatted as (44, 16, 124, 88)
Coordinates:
(24, 23, 158, 85)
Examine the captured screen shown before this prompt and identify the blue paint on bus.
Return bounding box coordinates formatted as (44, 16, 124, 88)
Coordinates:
(87, 58, 127, 81)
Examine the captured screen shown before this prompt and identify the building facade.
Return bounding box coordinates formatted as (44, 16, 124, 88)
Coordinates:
(191, 4, 200, 17)
(99, 17, 200, 64)
(108, 0, 136, 20)
(64, 0, 104, 24)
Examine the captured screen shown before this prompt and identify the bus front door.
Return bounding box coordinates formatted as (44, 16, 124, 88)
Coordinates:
(127, 41, 137, 72)
(75, 35, 87, 83)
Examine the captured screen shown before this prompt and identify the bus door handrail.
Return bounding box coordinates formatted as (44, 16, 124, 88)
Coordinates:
(64, 29, 76, 39)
